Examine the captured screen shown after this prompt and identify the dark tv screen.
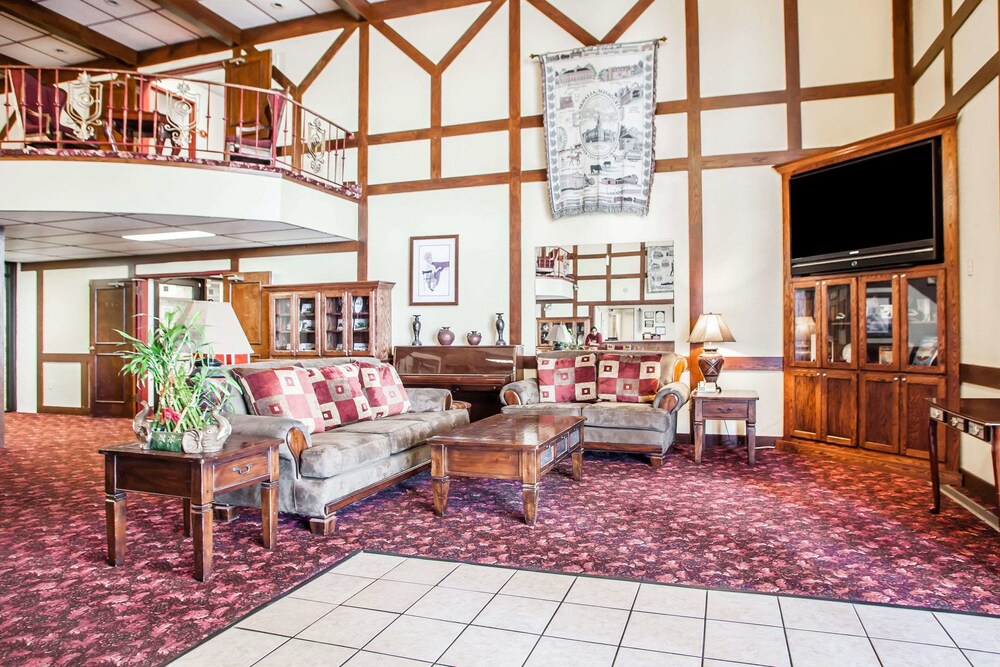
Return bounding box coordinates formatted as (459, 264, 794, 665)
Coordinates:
(789, 138, 941, 273)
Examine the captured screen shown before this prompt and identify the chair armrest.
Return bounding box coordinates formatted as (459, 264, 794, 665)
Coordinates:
(406, 388, 453, 412)
(500, 379, 540, 406)
(654, 382, 690, 413)
(229, 414, 311, 479)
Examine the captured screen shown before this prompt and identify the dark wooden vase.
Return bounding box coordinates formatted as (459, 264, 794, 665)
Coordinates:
(437, 327, 455, 346)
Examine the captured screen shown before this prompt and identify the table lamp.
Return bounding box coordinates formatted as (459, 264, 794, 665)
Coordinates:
(179, 301, 253, 365)
(549, 323, 573, 350)
(688, 312, 735, 393)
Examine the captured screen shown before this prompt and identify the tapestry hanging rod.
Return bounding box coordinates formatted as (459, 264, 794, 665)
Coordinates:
(529, 36, 667, 59)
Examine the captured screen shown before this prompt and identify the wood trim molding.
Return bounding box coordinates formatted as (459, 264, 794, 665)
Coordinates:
(720, 356, 783, 371)
(525, 0, 599, 46)
(357, 23, 370, 280)
(367, 172, 510, 195)
(911, 0, 984, 81)
(508, 0, 522, 345)
(299, 26, 358, 94)
(892, 0, 914, 127)
(960, 363, 1000, 390)
(600, 0, 656, 45)
(685, 0, 704, 386)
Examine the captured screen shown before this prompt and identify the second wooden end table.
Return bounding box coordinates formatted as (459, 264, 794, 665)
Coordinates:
(692, 389, 760, 465)
(428, 413, 585, 526)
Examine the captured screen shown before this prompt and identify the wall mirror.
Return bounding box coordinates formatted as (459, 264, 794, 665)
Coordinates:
(534, 241, 675, 349)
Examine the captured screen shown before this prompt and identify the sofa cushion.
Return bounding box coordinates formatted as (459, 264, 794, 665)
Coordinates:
(232, 366, 324, 434)
(537, 353, 597, 403)
(305, 364, 373, 429)
(299, 431, 391, 478)
(597, 354, 661, 403)
(358, 362, 412, 418)
(501, 404, 584, 417)
(582, 403, 670, 431)
(336, 418, 435, 454)
(381, 410, 470, 431)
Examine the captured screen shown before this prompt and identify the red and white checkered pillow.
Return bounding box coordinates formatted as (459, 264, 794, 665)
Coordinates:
(597, 354, 661, 403)
(232, 366, 324, 434)
(357, 362, 412, 418)
(537, 354, 598, 403)
(305, 364, 373, 429)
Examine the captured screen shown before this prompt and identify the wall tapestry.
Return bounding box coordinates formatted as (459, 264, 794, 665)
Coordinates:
(538, 40, 659, 219)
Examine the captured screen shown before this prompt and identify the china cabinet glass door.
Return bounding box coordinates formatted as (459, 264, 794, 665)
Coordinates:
(860, 276, 899, 370)
(272, 296, 293, 353)
(823, 279, 856, 368)
(349, 292, 371, 354)
(901, 270, 944, 373)
(296, 296, 318, 354)
(324, 294, 346, 354)
(791, 283, 819, 366)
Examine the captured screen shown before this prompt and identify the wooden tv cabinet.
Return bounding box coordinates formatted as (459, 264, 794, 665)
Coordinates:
(774, 115, 960, 483)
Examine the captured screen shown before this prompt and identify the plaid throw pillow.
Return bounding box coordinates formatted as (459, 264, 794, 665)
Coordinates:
(597, 354, 661, 403)
(232, 366, 324, 433)
(305, 364, 373, 430)
(357, 362, 412, 418)
(537, 354, 598, 403)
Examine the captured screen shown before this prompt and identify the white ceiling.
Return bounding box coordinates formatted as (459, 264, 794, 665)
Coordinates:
(0, 211, 349, 262)
(0, 12, 98, 65)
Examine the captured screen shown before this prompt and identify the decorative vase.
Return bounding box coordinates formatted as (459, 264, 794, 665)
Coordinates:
(437, 327, 455, 346)
(412, 314, 422, 346)
(133, 403, 232, 454)
(467, 331, 482, 346)
(495, 312, 507, 345)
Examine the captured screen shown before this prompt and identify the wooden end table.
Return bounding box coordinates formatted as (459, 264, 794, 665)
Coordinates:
(692, 389, 760, 465)
(428, 413, 585, 526)
(99, 434, 281, 581)
(928, 397, 1000, 514)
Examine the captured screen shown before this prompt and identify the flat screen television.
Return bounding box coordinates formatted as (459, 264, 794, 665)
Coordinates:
(788, 138, 942, 276)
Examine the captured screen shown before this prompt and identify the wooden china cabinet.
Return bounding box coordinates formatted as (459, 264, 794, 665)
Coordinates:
(264, 281, 393, 360)
(776, 116, 960, 481)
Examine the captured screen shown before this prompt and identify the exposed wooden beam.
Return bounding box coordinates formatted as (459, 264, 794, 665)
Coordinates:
(525, 0, 598, 46)
(241, 10, 358, 44)
(374, 0, 489, 20)
(0, 54, 26, 66)
(298, 25, 357, 93)
(155, 0, 242, 46)
(136, 36, 225, 68)
(0, 0, 137, 65)
(330, 0, 368, 21)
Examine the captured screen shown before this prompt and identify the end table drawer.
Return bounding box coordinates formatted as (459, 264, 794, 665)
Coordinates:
(701, 400, 750, 419)
(214, 453, 269, 490)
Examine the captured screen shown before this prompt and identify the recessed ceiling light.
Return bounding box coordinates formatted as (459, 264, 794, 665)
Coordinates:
(271, 2, 284, 8)
(121, 230, 215, 242)
(105, 0, 119, 6)
(54, 48, 66, 54)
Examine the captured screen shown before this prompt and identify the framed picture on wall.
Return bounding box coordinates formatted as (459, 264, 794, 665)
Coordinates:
(409, 235, 459, 305)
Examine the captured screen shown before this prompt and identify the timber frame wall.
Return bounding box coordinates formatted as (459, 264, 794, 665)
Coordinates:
(15, 0, 1000, 380)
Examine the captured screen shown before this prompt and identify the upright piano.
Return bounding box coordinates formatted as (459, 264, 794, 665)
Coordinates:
(394, 345, 523, 421)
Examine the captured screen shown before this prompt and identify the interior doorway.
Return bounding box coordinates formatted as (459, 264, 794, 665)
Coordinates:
(5, 262, 14, 412)
(89, 279, 145, 418)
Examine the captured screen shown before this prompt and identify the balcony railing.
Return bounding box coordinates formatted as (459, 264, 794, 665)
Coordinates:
(0, 66, 359, 199)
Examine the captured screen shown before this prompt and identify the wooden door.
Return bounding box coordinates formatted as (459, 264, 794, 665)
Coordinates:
(224, 49, 272, 139)
(901, 374, 947, 460)
(90, 279, 138, 418)
(859, 372, 900, 453)
(788, 369, 821, 440)
(821, 370, 857, 446)
(225, 271, 270, 359)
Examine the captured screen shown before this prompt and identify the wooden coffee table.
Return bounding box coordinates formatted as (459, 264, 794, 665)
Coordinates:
(428, 413, 585, 526)
(99, 434, 281, 581)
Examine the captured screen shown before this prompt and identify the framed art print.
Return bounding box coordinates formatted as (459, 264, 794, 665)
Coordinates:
(410, 235, 458, 305)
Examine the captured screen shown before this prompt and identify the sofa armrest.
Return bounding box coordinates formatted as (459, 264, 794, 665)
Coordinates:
(500, 379, 540, 406)
(229, 414, 311, 478)
(407, 387, 453, 412)
(654, 381, 690, 413)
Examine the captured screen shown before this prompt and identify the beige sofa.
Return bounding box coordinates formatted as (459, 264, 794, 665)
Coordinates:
(499, 350, 689, 468)
(215, 357, 469, 534)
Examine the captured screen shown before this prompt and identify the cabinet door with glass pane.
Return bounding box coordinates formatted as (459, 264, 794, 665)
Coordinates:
(790, 280, 820, 367)
(900, 269, 945, 374)
(322, 292, 348, 356)
(270, 293, 295, 356)
(859, 274, 900, 372)
(296, 294, 320, 356)
(821, 278, 856, 369)
(346, 290, 372, 355)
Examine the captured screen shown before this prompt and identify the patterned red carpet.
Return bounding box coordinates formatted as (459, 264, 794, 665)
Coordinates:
(3, 413, 1000, 666)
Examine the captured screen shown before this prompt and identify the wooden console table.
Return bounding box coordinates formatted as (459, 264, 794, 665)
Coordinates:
(692, 389, 760, 465)
(99, 434, 280, 581)
(928, 398, 1000, 514)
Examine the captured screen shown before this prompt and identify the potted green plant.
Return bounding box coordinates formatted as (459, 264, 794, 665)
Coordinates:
(117, 310, 239, 453)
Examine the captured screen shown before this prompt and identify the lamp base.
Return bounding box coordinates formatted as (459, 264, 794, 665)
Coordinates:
(698, 348, 726, 393)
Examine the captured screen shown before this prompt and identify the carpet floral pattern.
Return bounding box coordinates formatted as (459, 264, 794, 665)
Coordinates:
(2, 413, 1000, 666)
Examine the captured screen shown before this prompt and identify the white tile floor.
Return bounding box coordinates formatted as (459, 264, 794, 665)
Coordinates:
(169, 552, 1000, 667)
